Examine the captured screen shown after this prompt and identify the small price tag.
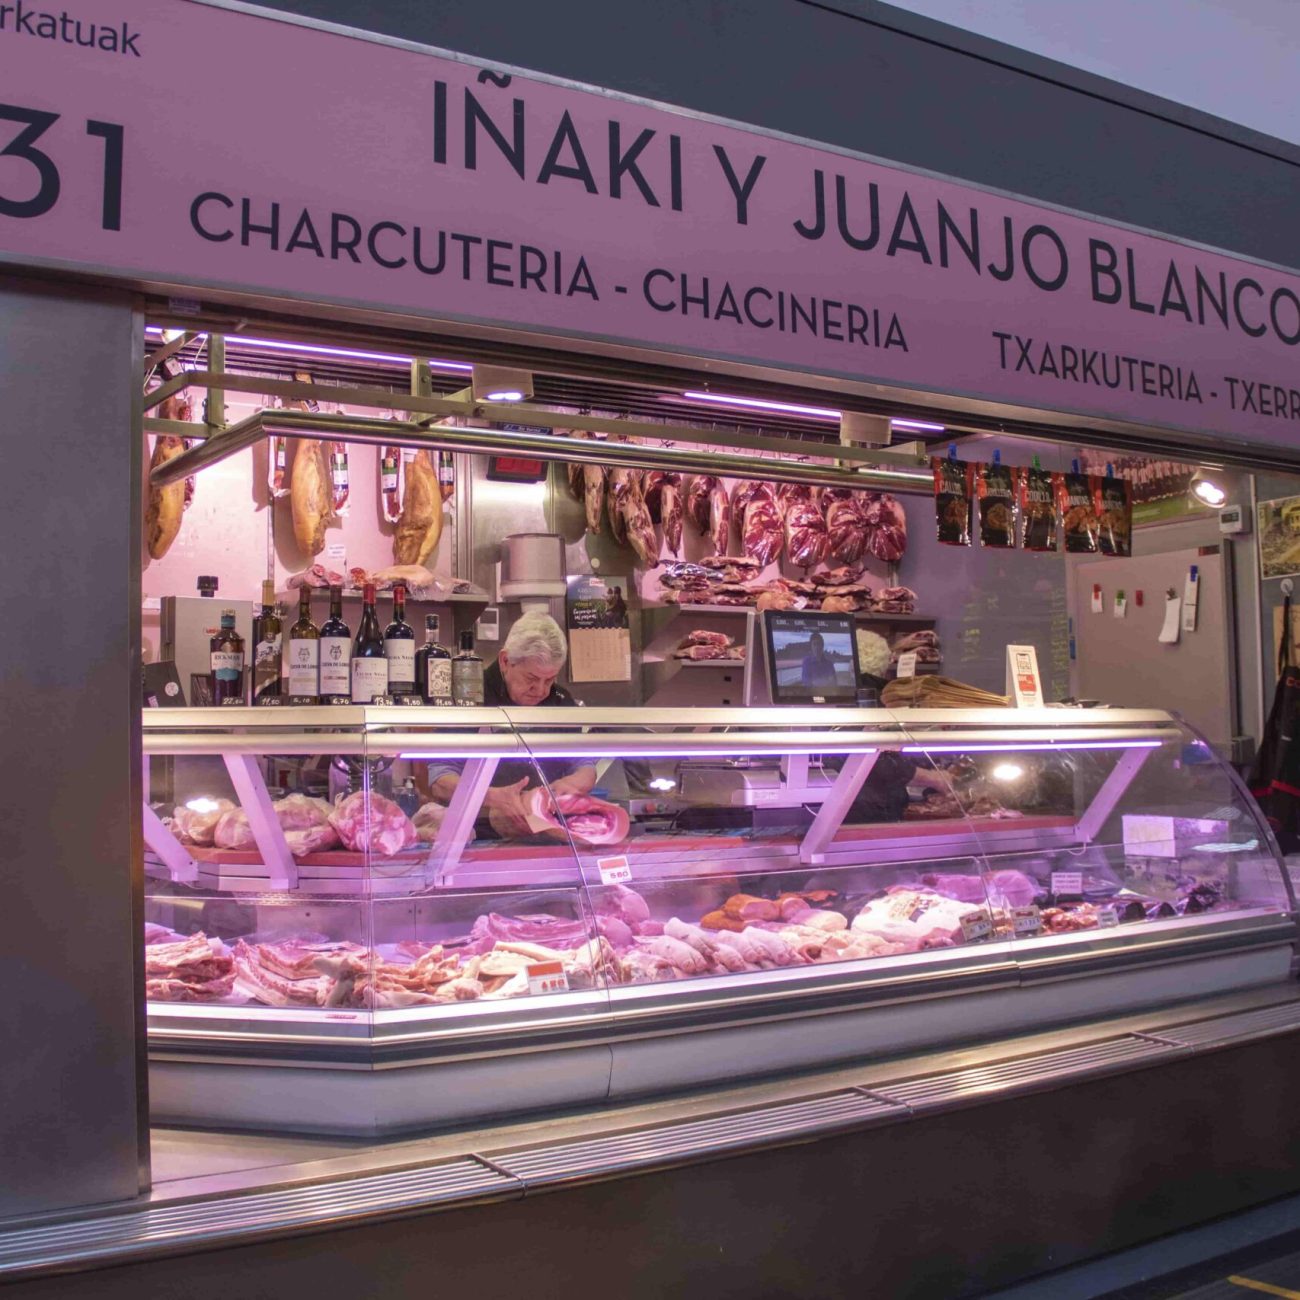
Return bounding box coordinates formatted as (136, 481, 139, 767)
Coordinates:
(255, 694, 285, 706)
(1051, 871, 1083, 897)
(959, 908, 993, 942)
(1096, 903, 1119, 928)
(288, 695, 317, 706)
(393, 693, 425, 706)
(326, 541, 347, 563)
(324, 694, 351, 706)
(896, 651, 919, 679)
(597, 855, 632, 886)
(1012, 904, 1042, 937)
(527, 960, 569, 995)
(1113, 590, 1127, 618)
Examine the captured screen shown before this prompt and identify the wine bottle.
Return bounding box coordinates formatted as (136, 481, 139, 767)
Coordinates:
(287, 587, 320, 703)
(452, 629, 484, 705)
(351, 583, 389, 703)
(210, 609, 246, 705)
(319, 586, 352, 701)
(252, 579, 282, 703)
(383, 584, 416, 695)
(416, 613, 453, 705)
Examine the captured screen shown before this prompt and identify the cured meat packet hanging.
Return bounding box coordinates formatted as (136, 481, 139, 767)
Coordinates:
(1057, 465, 1100, 554)
(328, 441, 350, 515)
(1095, 470, 1133, 557)
(1017, 461, 1058, 551)
(932, 452, 973, 546)
(270, 371, 317, 500)
(976, 453, 1016, 548)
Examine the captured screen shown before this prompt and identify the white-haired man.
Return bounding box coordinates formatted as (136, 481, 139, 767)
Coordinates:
(427, 611, 595, 836)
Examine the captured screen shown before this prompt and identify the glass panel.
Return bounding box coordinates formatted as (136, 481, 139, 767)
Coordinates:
(501, 707, 1001, 989)
(887, 709, 1293, 951)
(364, 708, 610, 1025)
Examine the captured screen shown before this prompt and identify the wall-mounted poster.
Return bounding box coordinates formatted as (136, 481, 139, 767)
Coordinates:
(1258, 496, 1300, 581)
(566, 575, 631, 682)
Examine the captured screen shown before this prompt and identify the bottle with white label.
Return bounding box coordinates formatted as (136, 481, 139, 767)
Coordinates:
(383, 584, 416, 695)
(452, 629, 484, 705)
(209, 609, 245, 705)
(287, 587, 320, 703)
(416, 613, 453, 705)
(251, 579, 282, 703)
(319, 586, 352, 701)
(351, 584, 389, 703)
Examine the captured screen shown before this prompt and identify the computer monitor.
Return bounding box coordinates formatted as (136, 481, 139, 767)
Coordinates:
(760, 610, 862, 705)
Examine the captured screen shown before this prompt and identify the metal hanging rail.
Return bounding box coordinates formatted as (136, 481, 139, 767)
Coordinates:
(146, 388, 933, 495)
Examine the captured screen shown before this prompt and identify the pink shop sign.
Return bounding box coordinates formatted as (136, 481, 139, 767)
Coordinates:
(2, 0, 1299, 448)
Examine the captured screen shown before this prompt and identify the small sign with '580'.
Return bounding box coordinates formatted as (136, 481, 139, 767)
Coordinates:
(597, 855, 632, 886)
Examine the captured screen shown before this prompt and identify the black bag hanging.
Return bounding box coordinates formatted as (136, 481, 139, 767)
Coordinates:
(1247, 591, 1300, 854)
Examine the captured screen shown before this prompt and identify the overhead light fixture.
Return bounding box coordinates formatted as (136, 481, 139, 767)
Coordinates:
(648, 777, 678, 792)
(145, 328, 474, 373)
(679, 390, 841, 421)
(991, 762, 1024, 783)
(1189, 470, 1227, 508)
(473, 364, 534, 403)
(891, 418, 946, 432)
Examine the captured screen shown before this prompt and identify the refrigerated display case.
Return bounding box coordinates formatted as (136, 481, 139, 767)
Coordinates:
(142, 705, 1297, 1135)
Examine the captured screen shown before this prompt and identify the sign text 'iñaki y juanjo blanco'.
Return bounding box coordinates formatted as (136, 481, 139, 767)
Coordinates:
(1, 0, 1298, 444)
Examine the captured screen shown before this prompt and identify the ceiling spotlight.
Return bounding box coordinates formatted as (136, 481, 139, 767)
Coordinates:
(472, 364, 533, 404)
(991, 762, 1024, 783)
(1189, 470, 1227, 508)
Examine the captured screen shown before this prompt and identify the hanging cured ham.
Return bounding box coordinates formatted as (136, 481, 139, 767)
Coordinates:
(145, 435, 187, 559)
(645, 471, 683, 557)
(583, 463, 606, 534)
(825, 493, 869, 568)
(685, 476, 713, 536)
(863, 493, 908, 563)
(392, 450, 444, 565)
(607, 468, 640, 546)
(742, 489, 784, 567)
(785, 497, 830, 570)
(290, 439, 332, 556)
(620, 478, 660, 568)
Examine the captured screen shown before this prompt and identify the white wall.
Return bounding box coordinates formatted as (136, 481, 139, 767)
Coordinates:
(882, 0, 1300, 146)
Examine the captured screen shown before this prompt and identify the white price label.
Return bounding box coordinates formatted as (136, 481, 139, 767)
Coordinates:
(526, 961, 569, 996)
(1096, 904, 1119, 928)
(597, 855, 632, 886)
(1012, 905, 1042, 937)
(896, 651, 918, 679)
(326, 542, 347, 561)
(1051, 871, 1083, 896)
(959, 908, 993, 942)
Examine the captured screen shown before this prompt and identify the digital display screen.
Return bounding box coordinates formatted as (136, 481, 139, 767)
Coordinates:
(762, 611, 860, 704)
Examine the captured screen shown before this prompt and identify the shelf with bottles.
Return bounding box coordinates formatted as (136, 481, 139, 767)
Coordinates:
(276, 587, 489, 605)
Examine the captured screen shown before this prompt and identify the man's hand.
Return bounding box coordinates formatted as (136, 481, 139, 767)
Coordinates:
(484, 778, 533, 839)
(548, 765, 598, 799)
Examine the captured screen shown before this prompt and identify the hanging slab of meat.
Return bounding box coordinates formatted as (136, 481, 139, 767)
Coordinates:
(685, 475, 715, 536)
(863, 493, 908, 563)
(607, 468, 641, 546)
(643, 471, 670, 522)
(621, 484, 660, 568)
(776, 483, 814, 510)
(785, 498, 830, 570)
(826, 496, 869, 567)
(393, 450, 444, 565)
(659, 475, 683, 556)
(290, 438, 333, 556)
(328, 790, 418, 857)
(524, 789, 630, 846)
(730, 481, 773, 544)
(584, 463, 607, 534)
(145, 435, 187, 558)
(742, 492, 784, 567)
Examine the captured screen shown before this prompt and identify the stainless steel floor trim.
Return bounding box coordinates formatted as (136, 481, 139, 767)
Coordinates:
(0, 1159, 519, 1279)
(1159, 1000, 1300, 1049)
(487, 1090, 900, 1185)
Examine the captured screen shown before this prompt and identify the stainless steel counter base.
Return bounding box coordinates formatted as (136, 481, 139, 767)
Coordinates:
(148, 918, 1295, 1136)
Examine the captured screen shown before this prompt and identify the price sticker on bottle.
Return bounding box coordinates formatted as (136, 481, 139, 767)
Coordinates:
(959, 908, 993, 942)
(597, 855, 632, 886)
(1011, 904, 1042, 937)
(527, 960, 569, 996)
(1051, 871, 1083, 897)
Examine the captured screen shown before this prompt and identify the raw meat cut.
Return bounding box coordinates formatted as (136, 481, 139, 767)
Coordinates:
(290, 438, 332, 556)
(673, 644, 744, 660)
(214, 808, 256, 851)
(643, 471, 670, 522)
(144, 933, 233, 984)
(284, 823, 341, 856)
(257, 939, 367, 981)
(785, 498, 830, 570)
(393, 450, 443, 565)
(146, 972, 236, 1002)
(863, 493, 908, 563)
(742, 493, 784, 567)
(722, 894, 780, 923)
(730, 480, 772, 525)
(287, 564, 346, 589)
(776, 483, 814, 510)
(708, 480, 731, 555)
(921, 869, 1039, 908)
(619, 480, 660, 568)
(826, 496, 868, 566)
(367, 564, 440, 596)
(594, 884, 651, 930)
(659, 475, 683, 556)
(232, 940, 326, 1006)
(328, 790, 418, 857)
(757, 589, 797, 612)
(524, 789, 630, 846)
(685, 476, 716, 536)
(680, 630, 733, 648)
(584, 463, 606, 534)
(412, 801, 447, 843)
